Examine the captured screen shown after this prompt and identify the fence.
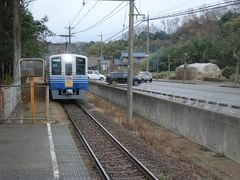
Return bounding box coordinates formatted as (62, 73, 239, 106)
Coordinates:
(0, 84, 49, 124)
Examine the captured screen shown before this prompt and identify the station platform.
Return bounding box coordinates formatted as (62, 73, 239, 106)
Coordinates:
(0, 123, 91, 180)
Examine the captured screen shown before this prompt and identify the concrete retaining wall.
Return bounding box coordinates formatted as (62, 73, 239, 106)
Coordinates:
(89, 82, 240, 163)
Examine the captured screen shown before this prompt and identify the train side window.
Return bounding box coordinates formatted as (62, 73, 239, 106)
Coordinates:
(65, 63, 72, 75)
(76, 57, 85, 75)
(51, 58, 61, 75)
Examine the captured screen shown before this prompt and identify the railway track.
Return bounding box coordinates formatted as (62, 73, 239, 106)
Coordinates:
(63, 103, 158, 180)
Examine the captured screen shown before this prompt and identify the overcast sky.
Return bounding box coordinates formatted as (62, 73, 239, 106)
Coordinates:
(30, 0, 223, 42)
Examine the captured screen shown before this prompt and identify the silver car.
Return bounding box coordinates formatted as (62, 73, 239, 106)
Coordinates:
(137, 71, 152, 82)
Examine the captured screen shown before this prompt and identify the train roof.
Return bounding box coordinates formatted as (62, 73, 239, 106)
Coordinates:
(49, 54, 88, 59)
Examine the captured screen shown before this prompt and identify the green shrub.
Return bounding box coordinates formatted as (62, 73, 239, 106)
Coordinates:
(222, 66, 235, 79)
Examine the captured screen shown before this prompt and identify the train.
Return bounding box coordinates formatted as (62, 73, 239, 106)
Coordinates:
(46, 54, 88, 100)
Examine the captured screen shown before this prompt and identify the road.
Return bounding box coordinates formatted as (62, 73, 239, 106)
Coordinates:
(133, 81, 240, 106)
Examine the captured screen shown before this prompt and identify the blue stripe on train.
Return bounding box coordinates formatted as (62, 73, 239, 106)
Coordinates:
(49, 83, 88, 90)
(49, 76, 89, 90)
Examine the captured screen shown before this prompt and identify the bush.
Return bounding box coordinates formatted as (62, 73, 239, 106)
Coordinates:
(222, 66, 235, 79)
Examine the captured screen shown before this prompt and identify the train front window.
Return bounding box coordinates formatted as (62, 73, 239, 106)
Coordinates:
(51, 58, 61, 75)
(65, 63, 72, 75)
(76, 57, 85, 75)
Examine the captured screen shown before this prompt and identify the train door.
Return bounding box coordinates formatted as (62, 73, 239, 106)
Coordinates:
(62, 54, 73, 88)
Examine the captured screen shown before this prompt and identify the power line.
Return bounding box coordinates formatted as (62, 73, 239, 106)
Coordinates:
(138, 0, 142, 15)
(149, 0, 205, 17)
(73, 1, 100, 28)
(149, 0, 240, 21)
(74, 2, 127, 33)
(103, 0, 240, 42)
(70, 0, 92, 27)
(122, 2, 129, 38)
(104, 20, 143, 42)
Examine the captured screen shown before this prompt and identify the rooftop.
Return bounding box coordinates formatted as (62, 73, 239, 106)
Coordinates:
(121, 52, 147, 59)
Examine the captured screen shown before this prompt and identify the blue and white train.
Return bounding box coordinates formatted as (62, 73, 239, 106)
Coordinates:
(47, 54, 88, 100)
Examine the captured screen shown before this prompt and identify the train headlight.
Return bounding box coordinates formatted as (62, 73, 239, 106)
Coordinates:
(62, 54, 73, 63)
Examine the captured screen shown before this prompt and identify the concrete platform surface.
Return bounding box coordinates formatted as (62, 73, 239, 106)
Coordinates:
(0, 124, 53, 179)
(0, 123, 91, 180)
(51, 124, 91, 180)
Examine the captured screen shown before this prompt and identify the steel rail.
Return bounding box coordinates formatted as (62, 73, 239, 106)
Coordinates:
(63, 104, 111, 180)
(78, 104, 158, 180)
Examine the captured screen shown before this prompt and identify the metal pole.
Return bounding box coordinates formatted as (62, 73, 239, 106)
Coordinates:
(68, 25, 71, 53)
(183, 59, 187, 82)
(168, 56, 170, 80)
(234, 52, 240, 87)
(99, 34, 103, 72)
(183, 53, 188, 82)
(127, 0, 134, 123)
(46, 85, 49, 122)
(64, 24, 74, 53)
(30, 77, 35, 124)
(235, 61, 239, 86)
(146, 13, 150, 72)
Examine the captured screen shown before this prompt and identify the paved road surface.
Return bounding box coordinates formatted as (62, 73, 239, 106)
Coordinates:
(134, 81, 240, 106)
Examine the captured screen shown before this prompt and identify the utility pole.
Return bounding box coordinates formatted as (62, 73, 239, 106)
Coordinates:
(233, 48, 240, 87)
(183, 53, 188, 82)
(98, 33, 103, 72)
(65, 24, 74, 53)
(167, 55, 172, 80)
(98, 0, 134, 123)
(127, 0, 134, 123)
(13, 0, 21, 84)
(146, 13, 150, 72)
(59, 23, 75, 53)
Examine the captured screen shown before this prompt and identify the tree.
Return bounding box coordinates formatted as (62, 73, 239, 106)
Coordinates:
(0, 0, 52, 84)
(85, 40, 127, 59)
(0, 0, 14, 83)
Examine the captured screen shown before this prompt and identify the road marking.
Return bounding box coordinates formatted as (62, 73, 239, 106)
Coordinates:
(47, 123, 59, 179)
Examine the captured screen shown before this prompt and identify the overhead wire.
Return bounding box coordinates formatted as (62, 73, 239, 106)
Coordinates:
(122, 2, 129, 38)
(149, 0, 205, 17)
(149, 0, 240, 21)
(73, 1, 101, 28)
(104, 20, 143, 42)
(70, 0, 92, 27)
(103, 0, 239, 42)
(74, 2, 127, 33)
(138, 0, 142, 15)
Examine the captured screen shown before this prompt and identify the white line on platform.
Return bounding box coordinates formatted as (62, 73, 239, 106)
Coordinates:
(47, 123, 59, 179)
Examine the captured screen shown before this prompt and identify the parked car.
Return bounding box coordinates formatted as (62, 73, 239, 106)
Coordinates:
(87, 70, 105, 80)
(106, 72, 142, 86)
(137, 71, 152, 82)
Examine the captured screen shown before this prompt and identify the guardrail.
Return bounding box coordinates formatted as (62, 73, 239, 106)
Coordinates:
(134, 88, 240, 110)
